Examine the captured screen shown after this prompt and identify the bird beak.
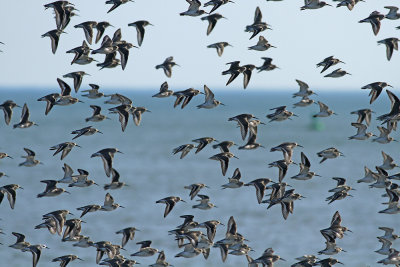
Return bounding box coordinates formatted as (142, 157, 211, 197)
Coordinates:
(65, 191, 71, 194)
(117, 151, 124, 154)
(180, 200, 186, 203)
(220, 102, 226, 106)
(297, 144, 304, 148)
(78, 100, 85, 103)
(76, 145, 82, 148)
(77, 258, 84, 261)
(98, 131, 103, 134)
(233, 156, 239, 159)
(388, 84, 393, 88)
(120, 205, 125, 208)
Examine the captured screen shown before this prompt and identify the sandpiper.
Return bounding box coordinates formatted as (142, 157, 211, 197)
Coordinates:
(184, 183, 209, 200)
(357, 166, 378, 183)
(192, 194, 216, 210)
(63, 71, 89, 92)
(376, 236, 393, 255)
(54, 78, 83, 106)
(105, 0, 133, 13)
(348, 123, 374, 140)
(361, 82, 392, 104)
(86, 105, 109, 122)
(82, 84, 104, 99)
(256, 57, 279, 72)
(316, 55, 345, 73)
(385, 6, 400, 20)
(9, 232, 30, 250)
(248, 35, 276, 51)
(314, 101, 336, 117)
(95, 21, 113, 43)
(207, 42, 232, 57)
(317, 147, 344, 163)
(222, 61, 244, 86)
(52, 255, 83, 266)
(378, 38, 399, 61)
(293, 79, 317, 98)
(197, 85, 223, 109)
(0, 100, 20, 125)
(292, 152, 321, 180)
(91, 148, 123, 177)
(155, 56, 179, 78)
(209, 152, 238, 176)
(19, 148, 41, 167)
(150, 251, 172, 267)
(172, 144, 195, 159)
(68, 169, 98, 187)
(373, 126, 397, 144)
(228, 113, 256, 140)
(267, 105, 297, 122)
(128, 20, 153, 47)
(242, 64, 256, 89)
(104, 168, 127, 190)
(301, 0, 332, 10)
(324, 68, 351, 78)
(71, 126, 102, 139)
(41, 29, 65, 54)
(0, 184, 22, 209)
(222, 168, 244, 189)
(192, 137, 216, 153)
(245, 6, 271, 39)
(351, 108, 373, 125)
(22, 244, 49, 267)
(116, 227, 139, 247)
(359, 11, 385, 36)
(156, 196, 185, 217)
(213, 140, 236, 152)
(245, 178, 272, 204)
(270, 142, 302, 163)
(13, 103, 37, 129)
(379, 227, 399, 242)
(152, 82, 174, 98)
(77, 204, 101, 218)
(37, 180, 69, 198)
(37, 93, 60, 115)
(50, 142, 81, 160)
(101, 193, 124, 211)
(201, 13, 225, 35)
(180, 0, 207, 16)
(74, 21, 98, 44)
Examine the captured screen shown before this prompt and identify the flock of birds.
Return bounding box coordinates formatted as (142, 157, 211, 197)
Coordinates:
(0, 0, 400, 267)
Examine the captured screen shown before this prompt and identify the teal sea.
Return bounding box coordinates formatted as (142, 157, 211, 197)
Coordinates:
(0, 88, 397, 266)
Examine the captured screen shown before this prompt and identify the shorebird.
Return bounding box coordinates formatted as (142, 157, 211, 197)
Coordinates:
(192, 137, 216, 153)
(245, 178, 272, 204)
(71, 126, 102, 139)
(198, 220, 223, 242)
(301, 0, 332, 10)
(293, 96, 315, 108)
(379, 151, 398, 170)
(267, 105, 297, 122)
(242, 64, 256, 89)
(72, 236, 94, 247)
(248, 35, 275, 51)
(101, 193, 124, 211)
(375, 236, 393, 255)
(362, 82, 392, 104)
(173, 88, 202, 109)
(68, 169, 98, 187)
(228, 113, 256, 140)
(175, 243, 203, 258)
(251, 248, 286, 266)
(336, 0, 363, 11)
(13, 103, 37, 129)
(66, 40, 93, 65)
(173, 144, 195, 159)
(359, 11, 385, 36)
(293, 79, 316, 98)
(320, 211, 351, 243)
(150, 251, 172, 267)
(201, 13, 225, 35)
(213, 140, 236, 152)
(22, 244, 49, 267)
(357, 166, 378, 183)
(95, 21, 113, 43)
(19, 148, 41, 167)
(74, 21, 97, 44)
(42, 209, 73, 235)
(351, 108, 373, 126)
(377, 248, 400, 265)
(318, 241, 345, 255)
(378, 38, 399, 61)
(116, 227, 139, 247)
(268, 160, 290, 182)
(128, 20, 153, 46)
(0, 100, 20, 125)
(41, 29, 65, 54)
(156, 196, 185, 217)
(50, 142, 81, 160)
(184, 183, 209, 200)
(222, 61, 244, 86)
(97, 52, 120, 70)
(52, 255, 83, 266)
(37, 93, 60, 115)
(271, 142, 302, 163)
(385, 6, 400, 20)
(155, 56, 179, 78)
(324, 68, 351, 78)
(91, 148, 123, 177)
(57, 163, 75, 184)
(81, 84, 104, 99)
(379, 227, 399, 242)
(37, 180, 70, 198)
(373, 126, 397, 144)
(348, 123, 374, 140)
(239, 121, 264, 150)
(292, 152, 321, 180)
(314, 101, 336, 117)
(180, 0, 207, 16)
(209, 152, 238, 176)
(245, 6, 271, 39)
(379, 188, 400, 214)
(130, 106, 151, 126)
(204, 0, 233, 13)
(316, 257, 343, 266)
(54, 78, 83, 106)
(0, 172, 9, 178)
(207, 42, 232, 57)
(256, 57, 279, 72)
(104, 168, 126, 190)
(77, 204, 101, 218)
(192, 194, 216, 210)
(86, 105, 109, 122)
(116, 41, 136, 70)
(197, 85, 223, 109)
(316, 56, 345, 73)
(369, 167, 389, 189)
(152, 82, 174, 98)
(105, 0, 133, 13)
(317, 147, 344, 163)
(63, 71, 89, 92)
(62, 218, 84, 240)
(222, 168, 244, 189)
(0, 152, 13, 160)
(9, 232, 30, 250)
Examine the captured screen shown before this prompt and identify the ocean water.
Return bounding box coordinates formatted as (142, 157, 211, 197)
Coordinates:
(0, 88, 397, 267)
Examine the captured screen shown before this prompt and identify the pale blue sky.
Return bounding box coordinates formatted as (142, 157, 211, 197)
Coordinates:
(0, 0, 399, 90)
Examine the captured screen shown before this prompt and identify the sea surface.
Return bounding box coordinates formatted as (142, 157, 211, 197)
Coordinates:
(0, 88, 397, 267)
